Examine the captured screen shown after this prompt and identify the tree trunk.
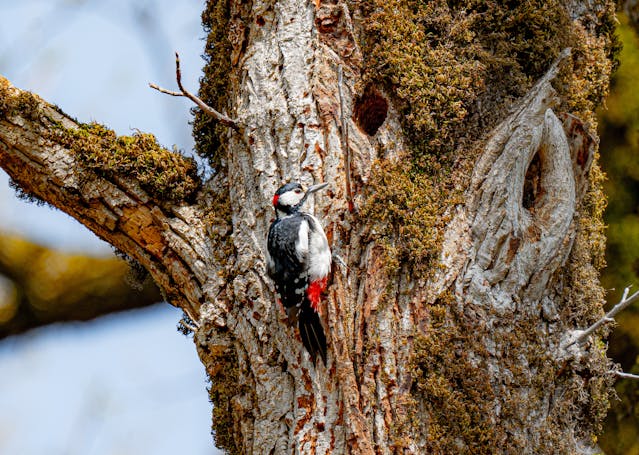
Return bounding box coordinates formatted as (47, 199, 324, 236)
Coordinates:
(0, 0, 620, 453)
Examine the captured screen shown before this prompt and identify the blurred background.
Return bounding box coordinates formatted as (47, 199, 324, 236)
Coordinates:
(0, 1, 220, 454)
(1, 1, 639, 454)
(598, 11, 639, 455)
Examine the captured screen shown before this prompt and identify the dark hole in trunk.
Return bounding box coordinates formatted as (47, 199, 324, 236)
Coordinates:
(353, 86, 388, 136)
(523, 151, 542, 210)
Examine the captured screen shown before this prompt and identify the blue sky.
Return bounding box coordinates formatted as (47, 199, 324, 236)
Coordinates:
(0, 1, 221, 453)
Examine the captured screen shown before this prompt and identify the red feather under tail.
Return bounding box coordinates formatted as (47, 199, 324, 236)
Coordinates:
(307, 277, 328, 312)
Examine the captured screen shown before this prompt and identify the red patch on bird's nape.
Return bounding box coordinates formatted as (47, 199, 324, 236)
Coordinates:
(307, 277, 328, 312)
(272, 194, 279, 206)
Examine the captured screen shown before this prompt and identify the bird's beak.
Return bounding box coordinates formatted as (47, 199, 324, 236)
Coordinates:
(305, 182, 329, 195)
(297, 182, 329, 208)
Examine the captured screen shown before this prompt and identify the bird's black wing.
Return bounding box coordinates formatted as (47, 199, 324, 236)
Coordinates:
(268, 214, 327, 364)
(267, 215, 309, 310)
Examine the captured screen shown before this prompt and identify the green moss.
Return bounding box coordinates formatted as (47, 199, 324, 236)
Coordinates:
(411, 292, 615, 453)
(356, 0, 587, 280)
(359, 160, 457, 274)
(410, 295, 503, 453)
(193, 0, 233, 167)
(193, 3, 240, 452)
(195, 0, 235, 277)
(1, 77, 201, 206)
(0, 77, 41, 120)
(359, 0, 482, 163)
(0, 78, 10, 115)
(357, 3, 619, 447)
(64, 122, 200, 204)
(358, 0, 574, 163)
(207, 345, 242, 455)
(561, 162, 607, 328)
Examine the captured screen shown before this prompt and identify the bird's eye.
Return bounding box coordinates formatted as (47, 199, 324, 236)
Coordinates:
(295, 189, 302, 194)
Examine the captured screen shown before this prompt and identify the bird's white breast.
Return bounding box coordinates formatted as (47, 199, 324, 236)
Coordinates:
(306, 215, 331, 281)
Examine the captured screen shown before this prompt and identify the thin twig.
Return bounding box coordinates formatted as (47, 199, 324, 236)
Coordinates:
(332, 252, 349, 270)
(572, 285, 639, 345)
(337, 65, 355, 213)
(616, 371, 639, 381)
(179, 320, 199, 334)
(150, 52, 240, 131)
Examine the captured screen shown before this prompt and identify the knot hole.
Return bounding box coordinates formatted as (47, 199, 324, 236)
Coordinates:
(353, 86, 388, 136)
(523, 150, 544, 211)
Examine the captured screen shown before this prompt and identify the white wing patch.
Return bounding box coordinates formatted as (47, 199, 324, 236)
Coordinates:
(295, 219, 310, 261)
(307, 215, 331, 281)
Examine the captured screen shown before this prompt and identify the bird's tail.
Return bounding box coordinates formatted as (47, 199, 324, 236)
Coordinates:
(298, 305, 327, 365)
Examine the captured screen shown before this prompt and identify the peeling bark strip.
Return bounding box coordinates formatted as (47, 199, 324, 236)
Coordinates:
(0, 0, 619, 452)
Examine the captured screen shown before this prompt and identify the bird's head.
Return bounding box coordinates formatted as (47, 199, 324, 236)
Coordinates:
(272, 182, 328, 217)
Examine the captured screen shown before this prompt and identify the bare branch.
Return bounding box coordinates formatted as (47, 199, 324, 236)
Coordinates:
(150, 52, 240, 131)
(148, 84, 183, 97)
(616, 371, 639, 381)
(0, 232, 162, 338)
(572, 286, 639, 345)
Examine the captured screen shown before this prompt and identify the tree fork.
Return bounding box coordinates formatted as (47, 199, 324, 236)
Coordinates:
(0, 0, 622, 453)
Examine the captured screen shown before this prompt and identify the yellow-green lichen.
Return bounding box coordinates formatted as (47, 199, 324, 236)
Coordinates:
(64, 123, 200, 204)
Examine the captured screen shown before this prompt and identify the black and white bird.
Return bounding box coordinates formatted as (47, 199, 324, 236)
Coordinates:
(266, 182, 331, 364)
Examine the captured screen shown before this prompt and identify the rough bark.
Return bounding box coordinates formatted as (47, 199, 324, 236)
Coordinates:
(0, 0, 620, 453)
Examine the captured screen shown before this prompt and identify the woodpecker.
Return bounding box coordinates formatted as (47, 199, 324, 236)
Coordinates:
(266, 182, 331, 364)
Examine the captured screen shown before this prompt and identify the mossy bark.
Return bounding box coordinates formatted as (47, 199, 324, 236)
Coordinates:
(0, 0, 621, 454)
